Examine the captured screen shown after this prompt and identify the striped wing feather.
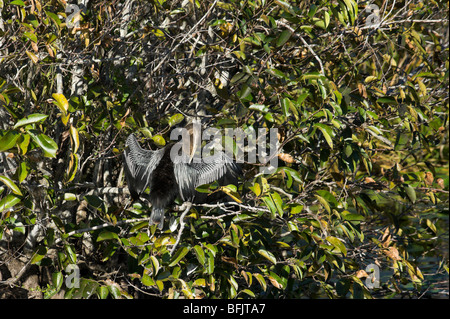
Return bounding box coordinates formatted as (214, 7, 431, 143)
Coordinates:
(123, 134, 164, 199)
(175, 152, 240, 201)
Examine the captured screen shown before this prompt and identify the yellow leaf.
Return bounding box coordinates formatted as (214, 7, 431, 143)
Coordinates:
(69, 124, 79, 154)
(220, 185, 242, 203)
(52, 93, 69, 114)
(26, 50, 39, 64)
(365, 76, 378, 84)
(315, 194, 331, 213)
(417, 79, 427, 96)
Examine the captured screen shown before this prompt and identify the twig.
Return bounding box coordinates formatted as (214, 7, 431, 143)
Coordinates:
(298, 35, 325, 75)
(277, 20, 325, 75)
(54, 216, 152, 245)
(169, 202, 192, 255)
(194, 201, 270, 214)
(152, 0, 218, 74)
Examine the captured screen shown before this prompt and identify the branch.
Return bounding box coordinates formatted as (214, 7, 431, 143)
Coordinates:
(194, 201, 270, 214)
(277, 20, 325, 75)
(54, 216, 152, 245)
(168, 202, 192, 255)
(152, 0, 218, 74)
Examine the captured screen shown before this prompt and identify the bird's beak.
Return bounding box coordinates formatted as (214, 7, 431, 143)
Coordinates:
(188, 121, 202, 163)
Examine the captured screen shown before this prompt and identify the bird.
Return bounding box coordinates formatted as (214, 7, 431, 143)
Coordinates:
(123, 123, 241, 229)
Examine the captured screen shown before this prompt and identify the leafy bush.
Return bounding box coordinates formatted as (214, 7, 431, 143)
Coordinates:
(0, 0, 448, 299)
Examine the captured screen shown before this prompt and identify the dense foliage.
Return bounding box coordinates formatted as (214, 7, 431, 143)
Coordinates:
(0, 0, 448, 299)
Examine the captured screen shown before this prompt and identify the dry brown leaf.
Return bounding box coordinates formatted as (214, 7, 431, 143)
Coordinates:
(381, 227, 392, 247)
(385, 246, 401, 261)
(424, 171, 434, 186)
(278, 153, 295, 163)
(436, 178, 445, 189)
(356, 270, 369, 278)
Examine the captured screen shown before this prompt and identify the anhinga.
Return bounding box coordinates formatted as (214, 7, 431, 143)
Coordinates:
(123, 122, 241, 229)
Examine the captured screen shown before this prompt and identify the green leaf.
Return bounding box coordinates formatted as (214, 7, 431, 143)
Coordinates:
(150, 256, 160, 275)
(152, 135, 166, 147)
(301, 73, 325, 81)
(141, 274, 155, 287)
(0, 194, 21, 212)
(31, 245, 47, 264)
(323, 11, 330, 29)
(96, 230, 119, 242)
(326, 236, 347, 256)
(376, 96, 397, 105)
(270, 192, 284, 217)
(268, 271, 287, 289)
(84, 195, 104, 209)
(281, 98, 292, 117)
(23, 31, 38, 43)
(193, 245, 206, 265)
(28, 131, 58, 158)
(52, 272, 63, 290)
(168, 113, 184, 127)
(290, 204, 303, 215)
(13, 113, 48, 129)
(262, 195, 277, 219)
(10, 0, 26, 6)
(240, 289, 256, 298)
(65, 245, 77, 263)
(17, 162, 29, 183)
(342, 212, 365, 221)
(258, 249, 277, 264)
(108, 284, 122, 299)
(253, 273, 267, 291)
(276, 30, 292, 47)
(97, 286, 110, 299)
(249, 104, 269, 113)
(206, 251, 215, 275)
(249, 182, 261, 196)
(46, 11, 62, 27)
(18, 133, 30, 155)
(404, 184, 416, 203)
(0, 175, 23, 196)
(169, 246, 189, 267)
(314, 123, 334, 149)
(267, 68, 287, 79)
(0, 131, 20, 152)
(238, 84, 252, 100)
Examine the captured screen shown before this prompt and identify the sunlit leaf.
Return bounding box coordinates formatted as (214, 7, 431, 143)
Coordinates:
(0, 194, 21, 212)
(13, 113, 48, 129)
(28, 131, 58, 158)
(258, 249, 277, 264)
(0, 175, 23, 196)
(0, 131, 20, 152)
(169, 246, 189, 267)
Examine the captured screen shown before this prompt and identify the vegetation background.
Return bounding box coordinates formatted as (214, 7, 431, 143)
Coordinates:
(0, 0, 448, 299)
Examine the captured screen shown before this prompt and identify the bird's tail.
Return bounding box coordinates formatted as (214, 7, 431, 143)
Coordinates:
(150, 207, 165, 230)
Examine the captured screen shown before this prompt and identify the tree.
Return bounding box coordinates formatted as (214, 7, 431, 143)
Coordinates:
(0, 0, 448, 299)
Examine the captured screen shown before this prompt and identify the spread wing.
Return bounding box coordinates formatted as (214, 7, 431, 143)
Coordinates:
(123, 134, 164, 200)
(174, 152, 241, 201)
